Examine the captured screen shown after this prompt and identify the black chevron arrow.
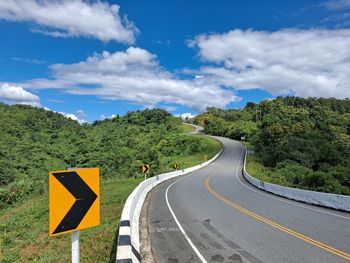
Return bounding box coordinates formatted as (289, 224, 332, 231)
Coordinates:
(52, 171, 97, 235)
(142, 165, 149, 173)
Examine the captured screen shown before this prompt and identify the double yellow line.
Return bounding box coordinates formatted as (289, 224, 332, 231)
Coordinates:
(204, 175, 350, 261)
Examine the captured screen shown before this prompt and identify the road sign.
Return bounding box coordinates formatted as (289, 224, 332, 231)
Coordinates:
(141, 164, 150, 174)
(173, 163, 180, 170)
(49, 168, 100, 236)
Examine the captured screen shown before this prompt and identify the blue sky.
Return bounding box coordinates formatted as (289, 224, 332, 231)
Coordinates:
(0, 0, 350, 122)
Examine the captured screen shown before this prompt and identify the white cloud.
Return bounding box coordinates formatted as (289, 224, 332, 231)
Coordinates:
(61, 112, 87, 124)
(21, 47, 239, 112)
(47, 99, 64, 103)
(0, 83, 40, 106)
(43, 107, 87, 124)
(12, 57, 45, 64)
(160, 106, 177, 112)
(0, 0, 137, 43)
(322, 0, 350, 10)
(190, 29, 350, 99)
(321, 12, 350, 27)
(100, 114, 116, 120)
(75, 109, 87, 119)
(175, 112, 196, 120)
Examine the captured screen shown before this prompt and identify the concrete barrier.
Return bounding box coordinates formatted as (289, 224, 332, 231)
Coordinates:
(242, 146, 350, 212)
(116, 148, 223, 263)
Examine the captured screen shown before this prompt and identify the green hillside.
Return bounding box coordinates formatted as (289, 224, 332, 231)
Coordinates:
(0, 105, 220, 208)
(194, 97, 350, 195)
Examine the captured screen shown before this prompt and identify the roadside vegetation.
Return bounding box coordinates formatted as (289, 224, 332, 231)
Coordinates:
(193, 97, 350, 195)
(178, 123, 196, 133)
(0, 104, 221, 262)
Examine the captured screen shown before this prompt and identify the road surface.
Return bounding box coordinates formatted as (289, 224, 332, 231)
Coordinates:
(141, 136, 350, 263)
(182, 123, 204, 134)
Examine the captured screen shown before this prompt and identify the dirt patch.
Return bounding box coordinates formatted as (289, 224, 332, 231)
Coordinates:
(21, 244, 39, 258)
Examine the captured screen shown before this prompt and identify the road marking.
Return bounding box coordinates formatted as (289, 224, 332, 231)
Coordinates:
(234, 143, 350, 220)
(166, 176, 208, 263)
(155, 227, 180, 232)
(205, 174, 350, 260)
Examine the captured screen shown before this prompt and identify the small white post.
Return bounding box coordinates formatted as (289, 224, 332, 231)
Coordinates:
(72, 231, 80, 263)
(144, 173, 147, 180)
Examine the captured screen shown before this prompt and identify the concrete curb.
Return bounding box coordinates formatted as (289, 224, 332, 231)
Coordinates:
(116, 148, 223, 263)
(242, 146, 350, 212)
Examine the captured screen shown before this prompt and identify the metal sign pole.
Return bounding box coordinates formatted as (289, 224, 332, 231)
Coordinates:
(72, 231, 80, 263)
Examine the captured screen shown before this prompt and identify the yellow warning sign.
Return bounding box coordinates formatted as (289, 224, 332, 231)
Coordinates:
(141, 164, 150, 174)
(49, 168, 100, 236)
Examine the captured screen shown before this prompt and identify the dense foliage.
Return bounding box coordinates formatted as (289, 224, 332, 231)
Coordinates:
(194, 97, 350, 195)
(0, 105, 213, 207)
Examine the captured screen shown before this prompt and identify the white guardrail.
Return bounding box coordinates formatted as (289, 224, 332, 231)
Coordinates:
(116, 149, 223, 263)
(242, 146, 350, 213)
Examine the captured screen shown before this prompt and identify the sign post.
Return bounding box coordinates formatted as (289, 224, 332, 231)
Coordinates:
(72, 231, 80, 263)
(49, 168, 100, 263)
(68, 168, 80, 263)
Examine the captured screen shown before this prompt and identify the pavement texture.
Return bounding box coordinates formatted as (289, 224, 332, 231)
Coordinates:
(140, 136, 350, 263)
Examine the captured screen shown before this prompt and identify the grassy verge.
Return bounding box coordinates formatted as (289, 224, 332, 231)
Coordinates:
(241, 141, 254, 151)
(241, 142, 272, 180)
(244, 141, 291, 185)
(178, 124, 195, 133)
(158, 136, 222, 173)
(245, 155, 283, 183)
(0, 178, 142, 263)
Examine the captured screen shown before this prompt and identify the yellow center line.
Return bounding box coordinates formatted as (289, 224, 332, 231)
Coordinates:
(204, 175, 350, 261)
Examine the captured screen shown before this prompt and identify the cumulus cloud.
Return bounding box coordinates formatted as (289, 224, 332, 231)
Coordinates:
(190, 29, 350, 99)
(61, 112, 87, 124)
(0, 83, 40, 106)
(0, 0, 137, 43)
(75, 109, 87, 119)
(321, 12, 350, 27)
(0, 85, 85, 123)
(175, 112, 196, 120)
(21, 47, 238, 111)
(322, 0, 350, 10)
(43, 107, 87, 124)
(160, 106, 177, 112)
(100, 114, 116, 120)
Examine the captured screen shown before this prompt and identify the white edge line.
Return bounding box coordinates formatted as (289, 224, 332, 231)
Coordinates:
(165, 176, 208, 263)
(234, 143, 350, 220)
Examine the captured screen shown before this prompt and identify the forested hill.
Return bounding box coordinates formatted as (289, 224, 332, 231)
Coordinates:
(0, 104, 214, 207)
(194, 97, 350, 195)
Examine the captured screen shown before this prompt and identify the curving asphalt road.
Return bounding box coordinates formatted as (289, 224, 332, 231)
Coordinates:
(141, 136, 350, 263)
(182, 123, 204, 134)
